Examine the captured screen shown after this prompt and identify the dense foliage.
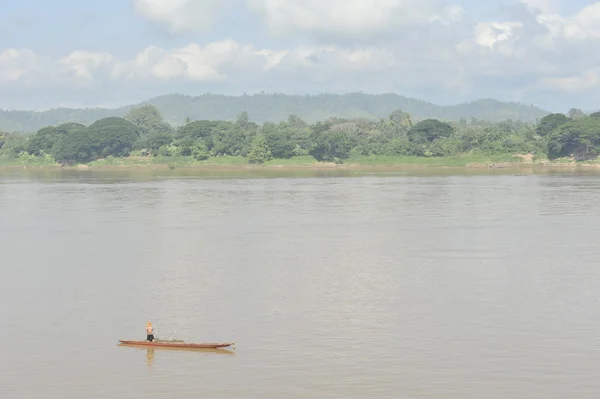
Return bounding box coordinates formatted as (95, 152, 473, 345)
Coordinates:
(547, 118, 600, 160)
(1, 105, 600, 165)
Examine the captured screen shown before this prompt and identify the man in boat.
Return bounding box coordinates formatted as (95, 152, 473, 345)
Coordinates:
(146, 322, 154, 342)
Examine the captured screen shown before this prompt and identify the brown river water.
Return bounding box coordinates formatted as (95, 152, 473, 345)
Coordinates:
(1, 168, 600, 398)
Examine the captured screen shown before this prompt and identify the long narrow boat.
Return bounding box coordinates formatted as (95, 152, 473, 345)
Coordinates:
(119, 340, 234, 349)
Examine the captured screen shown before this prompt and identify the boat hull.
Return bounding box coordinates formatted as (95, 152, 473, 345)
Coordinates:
(119, 340, 233, 349)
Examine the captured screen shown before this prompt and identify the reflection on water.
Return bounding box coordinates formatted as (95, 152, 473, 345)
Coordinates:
(113, 345, 236, 368)
(4, 163, 600, 183)
(118, 344, 236, 356)
(147, 348, 154, 367)
(3, 172, 600, 398)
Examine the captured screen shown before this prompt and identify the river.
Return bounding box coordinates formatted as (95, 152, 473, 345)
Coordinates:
(1, 168, 600, 398)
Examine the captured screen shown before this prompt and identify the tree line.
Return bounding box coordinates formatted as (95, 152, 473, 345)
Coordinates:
(1, 105, 600, 165)
(0, 93, 548, 132)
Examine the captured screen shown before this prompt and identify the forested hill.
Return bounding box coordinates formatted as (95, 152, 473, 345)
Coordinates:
(0, 93, 549, 133)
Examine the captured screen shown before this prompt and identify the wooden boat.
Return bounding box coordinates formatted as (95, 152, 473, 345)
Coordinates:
(153, 339, 184, 343)
(119, 340, 234, 349)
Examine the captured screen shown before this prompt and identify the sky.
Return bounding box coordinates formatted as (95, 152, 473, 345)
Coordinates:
(1, 0, 599, 112)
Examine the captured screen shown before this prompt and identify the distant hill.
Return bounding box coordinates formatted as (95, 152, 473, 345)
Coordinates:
(0, 93, 549, 133)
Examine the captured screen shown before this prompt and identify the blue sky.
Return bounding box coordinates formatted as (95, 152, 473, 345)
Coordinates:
(1, 0, 600, 112)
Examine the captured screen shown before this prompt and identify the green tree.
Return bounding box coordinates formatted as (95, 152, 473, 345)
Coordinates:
(426, 138, 461, 157)
(389, 109, 412, 129)
(288, 125, 311, 155)
(381, 110, 412, 139)
(144, 131, 174, 154)
(408, 119, 453, 143)
(175, 137, 198, 156)
(176, 120, 234, 149)
(28, 122, 85, 156)
(28, 126, 58, 156)
(236, 111, 251, 128)
(125, 105, 172, 136)
(157, 144, 177, 157)
(384, 137, 423, 156)
(0, 133, 28, 157)
(262, 122, 295, 159)
(210, 124, 249, 156)
(87, 117, 141, 158)
(548, 117, 600, 160)
(535, 113, 570, 137)
(247, 135, 271, 164)
(568, 108, 586, 120)
(192, 141, 210, 160)
(52, 129, 95, 164)
(287, 114, 307, 128)
(401, 112, 413, 129)
(309, 130, 354, 162)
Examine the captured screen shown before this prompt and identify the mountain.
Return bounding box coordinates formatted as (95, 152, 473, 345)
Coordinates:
(0, 93, 550, 133)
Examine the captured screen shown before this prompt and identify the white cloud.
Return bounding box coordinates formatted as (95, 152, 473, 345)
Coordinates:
(461, 2, 600, 79)
(0, 41, 450, 94)
(0, 49, 38, 83)
(521, 0, 557, 13)
(59, 51, 114, 81)
(4, 0, 600, 111)
(540, 69, 600, 92)
(132, 0, 463, 41)
(474, 21, 523, 49)
(246, 0, 455, 39)
(573, 2, 600, 39)
(132, 0, 230, 32)
(523, 0, 600, 42)
(430, 5, 464, 25)
(111, 40, 278, 82)
(0, 42, 391, 85)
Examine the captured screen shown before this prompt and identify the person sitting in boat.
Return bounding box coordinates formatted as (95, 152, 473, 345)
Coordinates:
(146, 322, 154, 342)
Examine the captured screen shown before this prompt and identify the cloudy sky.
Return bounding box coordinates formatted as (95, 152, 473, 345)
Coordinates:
(1, 0, 598, 111)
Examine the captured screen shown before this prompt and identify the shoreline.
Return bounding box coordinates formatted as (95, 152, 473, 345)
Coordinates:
(1, 158, 598, 172)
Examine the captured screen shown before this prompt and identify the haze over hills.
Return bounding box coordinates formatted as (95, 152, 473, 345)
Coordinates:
(0, 93, 550, 133)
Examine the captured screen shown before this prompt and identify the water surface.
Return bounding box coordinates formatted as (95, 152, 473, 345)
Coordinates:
(1, 170, 600, 398)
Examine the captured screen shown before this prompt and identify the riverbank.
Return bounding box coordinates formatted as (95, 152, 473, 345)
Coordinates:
(1, 153, 598, 171)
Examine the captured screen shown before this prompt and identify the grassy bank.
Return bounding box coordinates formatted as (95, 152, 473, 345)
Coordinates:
(0, 153, 59, 167)
(346, 154, 533, 167)
(0, 153, 596, 170)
